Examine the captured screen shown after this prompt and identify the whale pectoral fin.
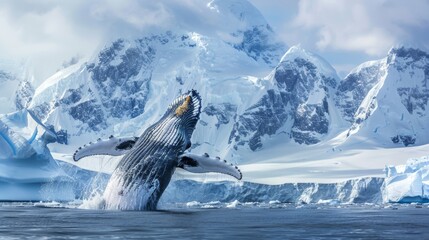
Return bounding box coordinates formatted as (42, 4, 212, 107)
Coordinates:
(73, 136, 139, 161)
(178, 153, 242, 180)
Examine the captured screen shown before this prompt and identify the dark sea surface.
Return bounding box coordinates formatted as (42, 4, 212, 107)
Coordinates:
(0, 203, 428, 239)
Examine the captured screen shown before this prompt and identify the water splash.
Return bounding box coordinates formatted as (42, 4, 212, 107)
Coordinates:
(79, 191, 106, 210)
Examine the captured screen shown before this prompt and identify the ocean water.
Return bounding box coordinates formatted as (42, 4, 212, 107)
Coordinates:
(0, 203, 428, 239)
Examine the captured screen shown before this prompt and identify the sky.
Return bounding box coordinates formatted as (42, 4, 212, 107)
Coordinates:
(250, 0, 429, 76)
(0, 0, 428, 83)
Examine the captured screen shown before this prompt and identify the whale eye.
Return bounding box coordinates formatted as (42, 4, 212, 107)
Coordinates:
(175, 96, 191, 116)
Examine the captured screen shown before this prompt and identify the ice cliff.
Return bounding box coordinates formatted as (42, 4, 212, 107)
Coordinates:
(52, 162, 385, 205)
(161, 177, 384, 205)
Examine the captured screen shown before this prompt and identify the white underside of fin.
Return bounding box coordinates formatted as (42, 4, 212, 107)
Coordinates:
(73, 136, 137, 161)
(178, 153, 242, 180)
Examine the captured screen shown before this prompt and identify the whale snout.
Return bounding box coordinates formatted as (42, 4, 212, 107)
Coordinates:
(174, 90, 201, 118)
(157, 90, 202, 144)
(177, 90, 201, 138)
(168, 89, 201, 123)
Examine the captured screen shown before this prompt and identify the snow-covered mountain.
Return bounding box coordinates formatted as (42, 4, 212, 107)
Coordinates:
(11, 0, 429, 185)
(28, 41, 429, 179)
(339, 47, 429, 147)
(29, 0, 285, 144)
(230, 46, 343, 150)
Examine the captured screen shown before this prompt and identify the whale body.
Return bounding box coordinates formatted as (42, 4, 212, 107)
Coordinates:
(74, 90, 242, 210)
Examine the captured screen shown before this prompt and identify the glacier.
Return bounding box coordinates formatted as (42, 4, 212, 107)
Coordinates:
(43, 154, 429, 205)
(30, 160, 385, 206)
(161, 177, 384, 205)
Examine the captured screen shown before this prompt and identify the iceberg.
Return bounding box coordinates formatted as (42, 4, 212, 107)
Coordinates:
(0, 109, 73, 201)
(384, 156, 429, 203)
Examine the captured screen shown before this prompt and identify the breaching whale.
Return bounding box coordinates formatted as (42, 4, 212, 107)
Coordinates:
(73, 90, 242, 210)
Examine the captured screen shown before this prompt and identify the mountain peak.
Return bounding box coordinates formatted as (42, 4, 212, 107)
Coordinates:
(340, 45, 429, 147)
(279, 45, 339, 80)
(208, 0, 286, 67)
(280, 45, 306, 61)
(208, 0, 268, 28)
(388, 46, 429, 62)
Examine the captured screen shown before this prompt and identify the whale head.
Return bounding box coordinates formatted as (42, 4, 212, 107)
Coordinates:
(162, 90, 201, 147)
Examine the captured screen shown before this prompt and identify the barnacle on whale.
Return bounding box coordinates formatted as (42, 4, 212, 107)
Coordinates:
(175, 96, 191, 116)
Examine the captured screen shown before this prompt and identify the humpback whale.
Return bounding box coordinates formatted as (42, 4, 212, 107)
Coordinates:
(73, 90, 242, 210)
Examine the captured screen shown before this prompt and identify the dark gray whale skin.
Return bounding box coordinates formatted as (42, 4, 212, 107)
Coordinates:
(103, 90, 201, 210)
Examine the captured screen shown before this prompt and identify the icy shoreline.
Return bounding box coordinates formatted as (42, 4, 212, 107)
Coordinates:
(46, 154, 429, 206)
(4, 155, 429, 205)
(53, 162, 384, 205)
(161, 178, 384, 205)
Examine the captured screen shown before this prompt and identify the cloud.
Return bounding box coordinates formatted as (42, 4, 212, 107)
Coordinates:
(285, 0, 429, 56)
(1, 0, 427, 84)
(0, 1, 104, 83)
(0, 0, 242, 84)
